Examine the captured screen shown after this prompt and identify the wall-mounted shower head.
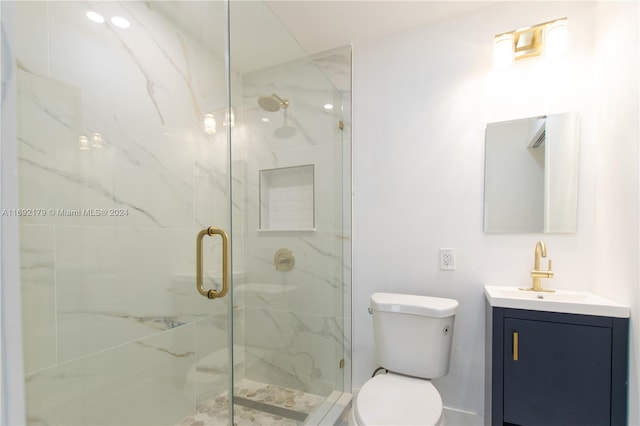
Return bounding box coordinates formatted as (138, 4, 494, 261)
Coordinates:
(257, 93, 289, 112)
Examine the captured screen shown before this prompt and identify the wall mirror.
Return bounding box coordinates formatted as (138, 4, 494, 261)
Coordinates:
(484, 112, 579, 233)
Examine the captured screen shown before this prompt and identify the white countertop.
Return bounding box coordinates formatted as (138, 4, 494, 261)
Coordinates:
(484, 285, 630, 318)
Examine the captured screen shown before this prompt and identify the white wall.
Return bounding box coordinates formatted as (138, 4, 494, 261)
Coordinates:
(353, 1, 639, 423)
(591, 1, 640, 423)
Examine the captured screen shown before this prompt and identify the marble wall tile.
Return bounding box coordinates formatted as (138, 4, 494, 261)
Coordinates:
(242, 307, 345, 396)
(16, 1, 228, 230)
(243, 61, 339, 151)
(19, 224, 57, 373)
(238, 231, 345, 318)
(25, 324, 196, 426)
(241, 121, 345, 234)
(54, 226, 225, 362)
(193, 312, 240, 406)
(235, 48, 352, 399)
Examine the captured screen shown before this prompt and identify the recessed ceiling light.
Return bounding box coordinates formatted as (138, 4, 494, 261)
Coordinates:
(86, 11, 105, 24)
(110, 16, 130, 29)
(261, 118, 270, 122)
(324, 103, 334, 110)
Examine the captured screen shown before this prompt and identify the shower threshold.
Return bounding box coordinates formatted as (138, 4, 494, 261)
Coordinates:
(178, 379, 326, 425)
(234, 396, 309, 422)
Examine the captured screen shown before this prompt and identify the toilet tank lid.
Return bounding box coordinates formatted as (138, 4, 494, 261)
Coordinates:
(371, 293, 458, 318)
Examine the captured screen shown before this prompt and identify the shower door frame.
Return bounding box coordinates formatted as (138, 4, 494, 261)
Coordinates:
(1, 2, 28, 424)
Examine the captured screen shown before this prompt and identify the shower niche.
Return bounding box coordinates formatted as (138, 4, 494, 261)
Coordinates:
(259, 164, 315, 231)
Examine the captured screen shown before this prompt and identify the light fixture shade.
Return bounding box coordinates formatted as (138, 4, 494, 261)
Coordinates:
(204, 113, 217, 134)
(493, 33, 514, 70)
(545, 19, 569, 60)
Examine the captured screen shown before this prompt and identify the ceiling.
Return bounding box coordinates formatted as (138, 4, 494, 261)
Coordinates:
(264, 1, 499, 54)
(150, 1, 499, 73)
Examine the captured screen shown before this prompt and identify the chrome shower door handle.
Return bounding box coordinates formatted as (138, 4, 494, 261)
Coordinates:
(196, 226, 229, 299)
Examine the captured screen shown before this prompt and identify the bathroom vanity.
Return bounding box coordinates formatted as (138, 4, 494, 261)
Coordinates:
(484, 286, 630, 426)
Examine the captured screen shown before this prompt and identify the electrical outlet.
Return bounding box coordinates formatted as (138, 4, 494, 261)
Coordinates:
(440, 248, 456, 271)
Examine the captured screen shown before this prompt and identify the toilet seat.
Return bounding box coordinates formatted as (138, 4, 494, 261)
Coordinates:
(354, 372, 443, 426)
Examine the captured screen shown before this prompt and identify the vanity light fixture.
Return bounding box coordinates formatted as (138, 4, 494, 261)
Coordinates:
(545, 19, 569, 61)
(493, 33, 514, 70)
(493, 18, 568, 68)
(323, 103, 334, 110)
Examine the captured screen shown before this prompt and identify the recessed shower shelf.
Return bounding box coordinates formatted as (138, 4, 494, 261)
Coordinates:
(259, 164, 315, 231)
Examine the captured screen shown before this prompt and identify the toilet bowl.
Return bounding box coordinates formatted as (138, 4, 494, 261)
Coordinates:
(351, 372, 443, 426)
(352, 292, 458, 426)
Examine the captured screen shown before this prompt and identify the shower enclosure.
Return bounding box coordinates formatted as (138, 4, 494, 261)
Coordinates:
(3, 0, 351, 424)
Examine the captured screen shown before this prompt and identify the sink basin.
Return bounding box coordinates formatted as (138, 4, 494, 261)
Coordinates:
(485, 285, 630, 318)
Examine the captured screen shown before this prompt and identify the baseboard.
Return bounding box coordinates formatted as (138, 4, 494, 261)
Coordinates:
(442, 407, 485, 426)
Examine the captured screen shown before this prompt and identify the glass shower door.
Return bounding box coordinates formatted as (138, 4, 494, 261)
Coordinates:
(227, 2, 352, 424)
(13, 1, 234, 424)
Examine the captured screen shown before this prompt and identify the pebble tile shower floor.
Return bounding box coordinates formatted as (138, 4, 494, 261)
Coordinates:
(178, 379, 326, 426)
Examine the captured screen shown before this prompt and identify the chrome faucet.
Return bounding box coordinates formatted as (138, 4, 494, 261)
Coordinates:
(520, 241, 555, 292)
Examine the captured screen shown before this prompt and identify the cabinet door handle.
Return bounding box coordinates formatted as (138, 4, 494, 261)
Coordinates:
(513, 331, 519, 361)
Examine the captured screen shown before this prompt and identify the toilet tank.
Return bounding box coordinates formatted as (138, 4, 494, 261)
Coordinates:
(371, 292, 458, 379)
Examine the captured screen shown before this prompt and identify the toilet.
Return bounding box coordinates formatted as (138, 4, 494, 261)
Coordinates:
(352, 292, 458, 426)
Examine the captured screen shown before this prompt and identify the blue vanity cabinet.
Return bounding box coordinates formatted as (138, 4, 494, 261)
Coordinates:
(487, 307, 629, 426)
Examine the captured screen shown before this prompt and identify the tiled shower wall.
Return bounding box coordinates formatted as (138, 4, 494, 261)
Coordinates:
(235, 49, 352, 397)
(17, 2, 234, 424)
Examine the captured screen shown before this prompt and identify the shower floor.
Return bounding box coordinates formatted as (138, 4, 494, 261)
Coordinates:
(178, 379, 326, 426)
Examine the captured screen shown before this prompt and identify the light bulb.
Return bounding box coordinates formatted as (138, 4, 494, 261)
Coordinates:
(545, 19, 568, 61)
(493, 33, 514, 70)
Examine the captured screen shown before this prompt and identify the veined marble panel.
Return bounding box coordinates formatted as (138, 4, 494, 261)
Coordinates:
(20, 224, 57, 373)
(242, 307, 345, 396)
(16, 1, 228, 230)
(193, 313, 238, 407)
(244, 146, 344, 234)
(311, 48, 352, 94)
(54, 226, 225, 362)
(238, 232, 344, 318)
(242, 59, 340, 150)
(25, 324, 197, 426)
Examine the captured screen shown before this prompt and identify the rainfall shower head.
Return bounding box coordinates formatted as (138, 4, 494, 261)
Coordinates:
(257, 93, 289, 112)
